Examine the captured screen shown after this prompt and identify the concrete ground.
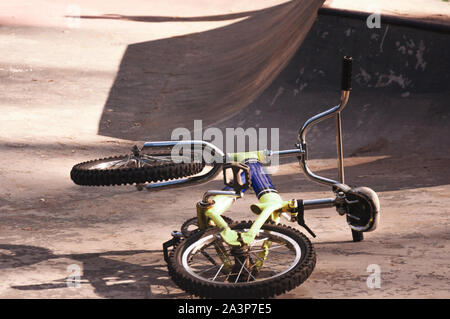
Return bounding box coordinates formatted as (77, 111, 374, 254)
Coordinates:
(0, 0, 449, 299)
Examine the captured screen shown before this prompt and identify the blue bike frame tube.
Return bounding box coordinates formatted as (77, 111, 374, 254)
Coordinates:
(244, 160, 277, 198)
(212, 160, 283, 245)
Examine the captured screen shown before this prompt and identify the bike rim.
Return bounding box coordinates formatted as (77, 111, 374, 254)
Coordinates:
(87, 154, 189, 170)
(181, 228, 302, 284)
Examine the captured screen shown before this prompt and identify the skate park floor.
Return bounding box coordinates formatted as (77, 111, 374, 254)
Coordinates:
(0, 0, 449, 298)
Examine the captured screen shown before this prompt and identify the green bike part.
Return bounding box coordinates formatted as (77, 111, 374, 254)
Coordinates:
(202, 195, 242, 245)
(204, 195, 235, 229)
(196, 198, 236, 269)
(213, 241, 234, 272)
(204, 192, 291, 246)
(219, 228, 241, 246)
(255, 240, 273, 271)
(240, 192, 287, 244)
(228, 151, 266, 163)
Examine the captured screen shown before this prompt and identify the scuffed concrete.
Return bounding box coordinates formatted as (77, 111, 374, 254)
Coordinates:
(0, 0, 449, 299)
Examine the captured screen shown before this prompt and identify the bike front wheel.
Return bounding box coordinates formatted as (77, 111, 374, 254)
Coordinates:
(167, 221, 316, 299)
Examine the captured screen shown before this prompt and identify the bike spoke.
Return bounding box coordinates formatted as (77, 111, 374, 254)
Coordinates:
(196, 264, 220, 275)
(140, 154, 172, 162)
(250, 237, 269, 246)
(234, 260, 246, 283)
(234, 257, 257, 282)
(249, 244, 286, 253)
(200, 250, 218, 266)
(211, 264, 225, 281)
(88, 153, 187, 170)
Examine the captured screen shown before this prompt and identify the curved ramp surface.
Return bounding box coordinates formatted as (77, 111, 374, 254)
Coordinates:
(219, 9, 450, 161)
(96, 0, 326, 140)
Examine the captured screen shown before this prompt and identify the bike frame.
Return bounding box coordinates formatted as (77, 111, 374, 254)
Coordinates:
(143, 57, 354, 246)
(141, 89, 350, 247)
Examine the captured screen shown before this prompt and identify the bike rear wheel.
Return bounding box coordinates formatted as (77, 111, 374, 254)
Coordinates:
(71, 148, 204, 186)
(167, 221, 316, 299)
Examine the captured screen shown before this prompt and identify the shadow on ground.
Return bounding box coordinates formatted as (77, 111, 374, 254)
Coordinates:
(81, 1, 325, 141)
(270, 154, 450, 193)
(1, 244, 187, 298)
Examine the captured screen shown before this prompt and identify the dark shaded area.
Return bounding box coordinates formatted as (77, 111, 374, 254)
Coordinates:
(218, 13, 450, 160)
(184, 151, 449, 195)
(220, 89, 450, 158)
(280, 13, 450, 93)
(1, 244, 186, 298)
(270, 155, 450, 194)
(318, 7, 450, 32)
(89, 0, 325, 141)
(74, 8, 272, 23)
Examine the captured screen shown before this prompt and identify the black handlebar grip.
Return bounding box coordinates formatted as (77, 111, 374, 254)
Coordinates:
(341, 56, 353, 91)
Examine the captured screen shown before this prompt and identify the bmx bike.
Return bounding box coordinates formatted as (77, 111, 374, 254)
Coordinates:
(71, 56, 380, 299)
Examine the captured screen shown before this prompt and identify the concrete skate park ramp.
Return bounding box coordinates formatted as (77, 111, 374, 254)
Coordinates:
(98, 2, 450, 163)
(98, 0, 326, 140)
(219, 8, 450, 159)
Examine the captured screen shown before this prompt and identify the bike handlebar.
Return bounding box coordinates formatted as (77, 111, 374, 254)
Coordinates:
(142, 57, 353, 191)
(341, 56, 352, 91)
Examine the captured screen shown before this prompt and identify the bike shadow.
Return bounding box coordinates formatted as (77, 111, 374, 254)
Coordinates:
(0, 244, 189, 299)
